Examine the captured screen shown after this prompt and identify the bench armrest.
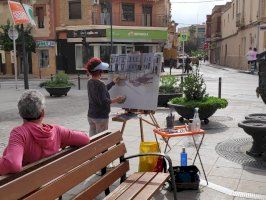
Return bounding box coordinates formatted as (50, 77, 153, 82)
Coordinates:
(122, 153, 177, 200)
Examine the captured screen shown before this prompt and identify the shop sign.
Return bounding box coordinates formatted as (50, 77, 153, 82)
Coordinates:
(107, 29, 167, 40)
(179, 33, 188, 42)
(36, 41, 56, 48)
(67, 29, 106, 38)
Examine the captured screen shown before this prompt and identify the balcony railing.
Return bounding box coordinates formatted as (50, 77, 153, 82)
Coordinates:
(92, 12, 169, 27)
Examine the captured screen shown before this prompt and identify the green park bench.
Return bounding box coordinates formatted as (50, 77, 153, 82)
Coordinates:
(0, 131, 177, 200)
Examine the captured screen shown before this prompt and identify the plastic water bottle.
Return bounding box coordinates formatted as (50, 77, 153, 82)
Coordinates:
(181, 147, 187, 166)
(191, 107, 201, 131)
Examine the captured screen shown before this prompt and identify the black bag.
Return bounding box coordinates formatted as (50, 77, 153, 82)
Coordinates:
(169, 165, 200, 191)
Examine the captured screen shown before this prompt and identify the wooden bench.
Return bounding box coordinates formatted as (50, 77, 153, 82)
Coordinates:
(0, 131, 177, 200)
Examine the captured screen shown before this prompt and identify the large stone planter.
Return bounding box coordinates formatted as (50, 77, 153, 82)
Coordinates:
(157, 93, 182, 107)
(45, 87, 71, 97)
(238, 120, 266, 158)
(168, 103, 218, 124)
(257, 54, 266, 103)
(245, 113, 266, 121)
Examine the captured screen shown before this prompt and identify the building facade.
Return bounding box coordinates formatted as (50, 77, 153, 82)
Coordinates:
(55, 0, 171, 74)
(209, 0, 266, 70)
(207, 5, 223, 64)
(0, 0, 57, 77)
(178, 24, 206, 51)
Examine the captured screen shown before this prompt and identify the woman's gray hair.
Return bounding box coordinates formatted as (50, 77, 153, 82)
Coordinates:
(17, 90, 45, 120)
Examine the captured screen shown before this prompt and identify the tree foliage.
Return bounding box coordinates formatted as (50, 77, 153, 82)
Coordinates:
(181, 69, 207, 101)
(184, 25, 203, 55)
(0, 20, 36, 53)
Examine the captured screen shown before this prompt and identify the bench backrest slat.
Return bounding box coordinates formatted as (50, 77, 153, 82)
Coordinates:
(74, 161, 130, 200)
(0, 131, 123, 200)
(0, 131, 112, 184)
(23, 143, 127, 200)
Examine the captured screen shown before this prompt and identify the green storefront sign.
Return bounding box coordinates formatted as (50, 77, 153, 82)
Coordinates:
(106, 28, 167, 40)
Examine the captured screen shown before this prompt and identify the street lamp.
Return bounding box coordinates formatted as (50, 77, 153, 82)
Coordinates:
(104, 1, 113, 58)
(110, 1, 113, 57)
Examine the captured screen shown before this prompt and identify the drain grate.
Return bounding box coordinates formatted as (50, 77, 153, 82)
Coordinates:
(215, 138, 266, 169)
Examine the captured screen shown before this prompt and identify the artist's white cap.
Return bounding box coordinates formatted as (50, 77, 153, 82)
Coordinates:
(91, 62, 109, 71)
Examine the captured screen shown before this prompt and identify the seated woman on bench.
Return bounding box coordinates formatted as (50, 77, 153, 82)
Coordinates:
(0, 90, 90, 175)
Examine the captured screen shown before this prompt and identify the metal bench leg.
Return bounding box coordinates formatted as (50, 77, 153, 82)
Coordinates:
(101, 167, 111, 195)
(192, 134, 208, 185)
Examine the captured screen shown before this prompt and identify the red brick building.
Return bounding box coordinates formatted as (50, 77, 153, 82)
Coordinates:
(55, 0, 171, 73)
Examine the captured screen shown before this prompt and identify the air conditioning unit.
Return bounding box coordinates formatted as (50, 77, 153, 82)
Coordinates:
(92, 0, 99, 5)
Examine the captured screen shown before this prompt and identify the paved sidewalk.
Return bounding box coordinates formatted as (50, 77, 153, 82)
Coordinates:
(0, 63, 266, 200)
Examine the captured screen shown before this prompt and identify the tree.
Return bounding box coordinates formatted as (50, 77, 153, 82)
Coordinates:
(185, 25, 203, 55)
(0, 20, 36, 54)
(188, 25, 196, 41)
(184, 40, 198, 54)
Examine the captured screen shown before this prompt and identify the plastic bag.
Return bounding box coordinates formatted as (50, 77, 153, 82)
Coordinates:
(138, 142, 160, 172)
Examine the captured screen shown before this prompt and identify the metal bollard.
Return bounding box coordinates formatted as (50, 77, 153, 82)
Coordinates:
(218, 77, 222, 98)
(50, 74, 53, 81)
(78, 73, 81, 90)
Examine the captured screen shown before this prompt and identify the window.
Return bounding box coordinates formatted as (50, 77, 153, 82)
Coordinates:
(122, 46, 126, 54)
(100, 3, 111, 25)
(39, 50, 49, 68)
(35, 6, 45, 28)
(100, 46, 117, 63)
(69, 0, 81, 19)
(75, 45, 94, 70)
(142, 5, 152, 26)
(122, 4, 135, 21)
(232, 3, 234, 19)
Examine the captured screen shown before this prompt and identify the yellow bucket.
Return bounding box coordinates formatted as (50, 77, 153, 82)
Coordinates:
(138, 141, 160, 172)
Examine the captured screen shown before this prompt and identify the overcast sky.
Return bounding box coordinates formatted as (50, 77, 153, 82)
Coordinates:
(170, 0, 231, 27)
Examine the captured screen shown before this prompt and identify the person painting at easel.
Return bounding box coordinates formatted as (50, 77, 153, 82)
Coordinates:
(85, 57, 125, 137)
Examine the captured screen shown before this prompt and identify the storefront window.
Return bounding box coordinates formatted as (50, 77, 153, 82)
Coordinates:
(121, 46, 126, 54)
(135, 46, 150, 53)
(75, 45, 94, 70)
(100, 46, 117, 63)
(39, 50, 49, 68)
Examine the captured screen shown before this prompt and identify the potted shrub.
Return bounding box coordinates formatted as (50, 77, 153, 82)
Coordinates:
(158, 75, 182, 107)
(39, 72, 74, 97)
(168, 70, 228, 124)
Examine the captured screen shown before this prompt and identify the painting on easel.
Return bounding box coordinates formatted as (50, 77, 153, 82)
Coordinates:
(109, 53, 162, 111)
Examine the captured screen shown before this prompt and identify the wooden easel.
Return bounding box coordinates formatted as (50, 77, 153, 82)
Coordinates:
(112, 109, 160, 142)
